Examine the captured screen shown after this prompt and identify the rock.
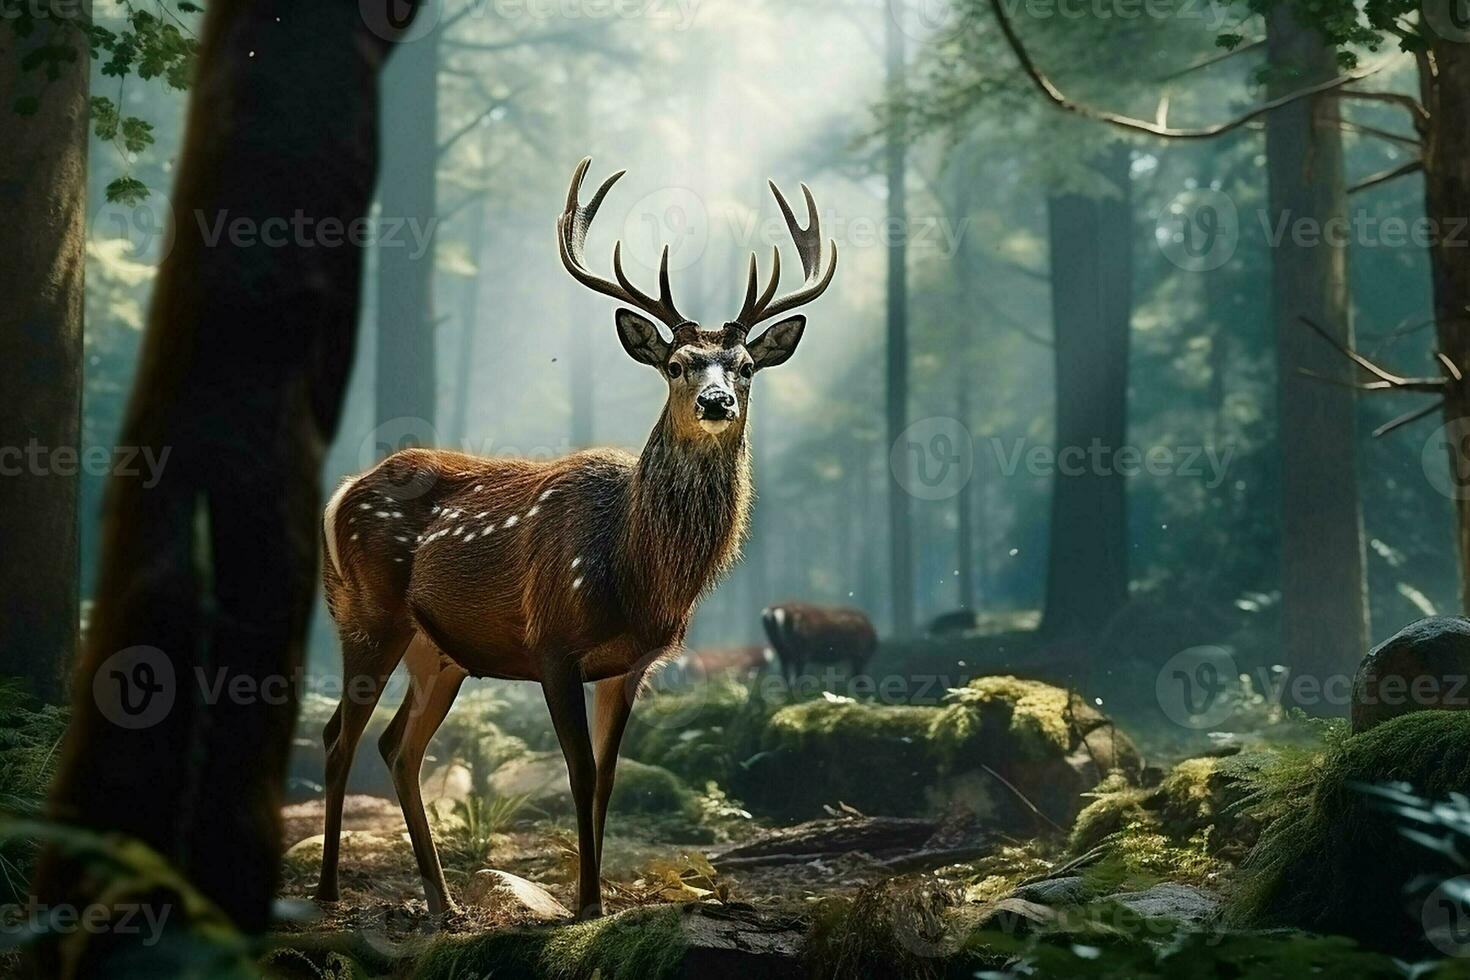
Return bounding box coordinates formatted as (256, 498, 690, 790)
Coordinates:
(465, 869, 570, 922)
(974, 897, 1056, 936)
(1106, 883, 1219, 924)
(487, 752, 697, 818)
(421, 762, 472, 806)
(732, 675, 1143, 830)
(1351, 616, 1470, 733)
(1012, 875, 1088, 907)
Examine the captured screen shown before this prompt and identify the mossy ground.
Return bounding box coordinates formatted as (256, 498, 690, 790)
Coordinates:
(1230, 711, 1470, 949)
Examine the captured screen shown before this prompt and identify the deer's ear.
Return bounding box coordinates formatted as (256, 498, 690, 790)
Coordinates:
(747, 315, 806, 370)
(616, 309, 670, 367)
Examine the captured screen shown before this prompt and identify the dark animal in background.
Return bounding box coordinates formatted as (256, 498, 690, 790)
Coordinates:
(677, 644, 773, 682)
(927, 608, 981, 638)
(761, 602, 878, 682)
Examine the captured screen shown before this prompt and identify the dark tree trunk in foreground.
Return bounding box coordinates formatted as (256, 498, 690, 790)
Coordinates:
(1265, 8, 1368, 702)
(374, 25, 441, 437)
(0, 15, 87, 703)
(885, 5, 914, 636)
(1041, 145, 1131, 638)
(34, 0, 401, 969)
(1421, 41, 1470, 613)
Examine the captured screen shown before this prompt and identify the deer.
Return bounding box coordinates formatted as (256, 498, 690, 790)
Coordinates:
(312, 158, 836, 919)
(761, 602, 878, 684)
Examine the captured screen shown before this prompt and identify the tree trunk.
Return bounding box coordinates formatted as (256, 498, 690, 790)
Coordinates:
(885, 5, 914, 636)
(450, 197, 486, 447)
(1265, 7, 1369, 702)
(1040, 145, 1132, 638)
(956, 381, 975, 609)
(374, 26, 440, 438)
(34, 0, 400, 967)
(0, 15, 87, 703)
(1420, 40, 1470, 612)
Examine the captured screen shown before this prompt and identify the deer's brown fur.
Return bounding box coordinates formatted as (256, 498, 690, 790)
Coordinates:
(314, 159, 834, 920)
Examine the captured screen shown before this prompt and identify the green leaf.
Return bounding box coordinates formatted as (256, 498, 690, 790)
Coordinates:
(91, 95, 119, 140)
(12, 95, 40, 117)
(105, 176, 150, 207)
(120, 116, 154, 153)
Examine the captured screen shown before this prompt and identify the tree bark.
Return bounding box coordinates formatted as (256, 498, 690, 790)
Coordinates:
(885, 5, 914, 636)
(0, 14, 87, 703)
(1041, 145, 1132, 638)
(1265, 7, 1369, 702)
(1420, 40, 1470, 613)
(34, 0, 401, 968)
(374, 26, 441, 438)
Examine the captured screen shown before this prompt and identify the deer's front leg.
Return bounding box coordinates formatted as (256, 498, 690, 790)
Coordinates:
(591, 671, 644, 870)
(538, 652, 602, 919)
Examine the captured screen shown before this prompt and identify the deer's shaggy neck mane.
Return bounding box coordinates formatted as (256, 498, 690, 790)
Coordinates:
(617, 407, 751, 637)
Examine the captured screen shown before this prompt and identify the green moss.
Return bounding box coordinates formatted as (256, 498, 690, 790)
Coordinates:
(1231, 711, 1470, 949)
(414, 905, 687, 980)
(0, 679, 68, 903)
(610, 760, 699, 820)
(620, 680, 771, 788)
(1070, 750, 1277, 881)
(932, 677, 1073, 761)
(734, 676, 1139, 823)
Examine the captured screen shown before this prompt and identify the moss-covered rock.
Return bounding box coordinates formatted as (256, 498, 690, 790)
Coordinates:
(620, 680, 772, 789)
(487, 753, 700, 825)
(1231, 711, 1470, 951)
(731, 676, 1141, 828)
(1070, 751, 1275, 874)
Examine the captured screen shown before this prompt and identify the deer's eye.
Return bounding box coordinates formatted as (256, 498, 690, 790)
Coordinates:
(666, 361, 683, 379)
(740, 363, 754, 380)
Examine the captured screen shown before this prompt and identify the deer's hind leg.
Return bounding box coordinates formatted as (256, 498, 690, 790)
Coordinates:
(379, 634, 467, 917)
(315, 623, 413, 903)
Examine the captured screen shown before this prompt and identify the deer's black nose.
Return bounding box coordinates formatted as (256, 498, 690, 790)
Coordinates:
(696, 389, 737, 421)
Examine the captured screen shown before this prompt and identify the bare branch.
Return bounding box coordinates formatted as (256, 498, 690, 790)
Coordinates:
(1338, 120, 1421, 149)
(987, 0, 1384, 140)
(1158, 39, 1266, 82)
(1374, 400, 1444, 437)
(1299, 316, 1449, 393)
(1328, 87, 1430, 123)
(1348, 158, 1423, 195)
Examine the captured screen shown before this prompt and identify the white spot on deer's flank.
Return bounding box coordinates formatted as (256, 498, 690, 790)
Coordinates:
(463, 531, 476, 542)
(395, 535, 408, 543)
(476, 511, 488, 519)
(527, 506, 540, 517)
(538, 489, 555, 501)
(474, 484, 484, 492)
(350, 533, 359, 541)
(374, 511, 390, 518)
(359, 503, 371, 511)
(451, 526, 463, 537)
(571, 556, 582, 569)
(504, 515, 519, 527)
(391, 511, 403, 518)
(572, 576, 584, 590)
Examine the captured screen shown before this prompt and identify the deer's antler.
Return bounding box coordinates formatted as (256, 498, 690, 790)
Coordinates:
(557, 157, 689, 331)
(733, 181, 838, 333)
